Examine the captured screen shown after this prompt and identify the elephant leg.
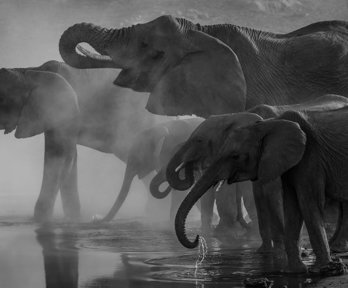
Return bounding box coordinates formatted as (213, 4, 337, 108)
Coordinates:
(252, 182, 272, 252)
(60, 147, 81, 221)
(199, 187, 215, 235)
(34, 130, 77, 222)
(264, 179, 285, 251)
(297, 185, 331, 271)
(215, 183, 246, 240)
(282, 183, 307, 273)
(215, 183, 237, 226)
(329, 202, 348, 253)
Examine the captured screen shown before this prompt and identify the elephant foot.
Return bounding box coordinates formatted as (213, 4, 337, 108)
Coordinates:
(285, 260, 308, 274)
(256, 242, 273, 254)
(34, 201, 54, 223)
(214, 222, 246, 243)
(309, 258, 347, 276)
(63, 208, 81, 222)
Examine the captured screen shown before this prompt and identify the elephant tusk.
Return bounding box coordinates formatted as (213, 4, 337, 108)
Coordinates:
(175, 162, 185, 173)
(215, 180, 225, 192)
(76, 44, 113, 61)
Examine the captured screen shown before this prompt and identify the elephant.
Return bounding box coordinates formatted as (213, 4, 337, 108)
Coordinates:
(59, 15, 348, 238)
(167, 94, 348, 253)
(59, 16, 348, 118)
(174, 105, 348, 274)
(101, 117, 205, 223)
(0, 61, 162, 222)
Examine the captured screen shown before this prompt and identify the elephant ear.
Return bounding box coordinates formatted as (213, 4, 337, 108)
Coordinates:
(15, 70, 79, 138)
(147, 30, 246, 117)
(256, 119, 307, 183)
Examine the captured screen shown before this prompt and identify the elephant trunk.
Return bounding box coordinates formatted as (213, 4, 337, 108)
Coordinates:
(59, 22, 126, 69)
(149, 168, 172, 199)
(175, 163, 221, 248)
(101, 164, 136, 222)
(166, 145, 194, 191)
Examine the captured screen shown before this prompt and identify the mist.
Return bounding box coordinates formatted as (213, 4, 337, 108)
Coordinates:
(0, 0, 346, 222)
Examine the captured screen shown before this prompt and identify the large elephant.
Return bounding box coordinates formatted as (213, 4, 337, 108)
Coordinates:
(0, 61, 161, 222)
(101, 117, 205, 223)
(59, 16, 348, 118)
(167, 95, 348, 253)
(174, 105, 348, 274)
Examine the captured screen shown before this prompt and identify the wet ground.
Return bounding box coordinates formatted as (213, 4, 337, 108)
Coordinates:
(2, 217, 346, 288)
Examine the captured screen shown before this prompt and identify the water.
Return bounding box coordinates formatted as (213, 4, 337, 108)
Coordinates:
(0, 218, 324, 288)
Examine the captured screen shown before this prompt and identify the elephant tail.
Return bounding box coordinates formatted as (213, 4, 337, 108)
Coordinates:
(149, 168, 172, 199)
(101, 164, 136, 222)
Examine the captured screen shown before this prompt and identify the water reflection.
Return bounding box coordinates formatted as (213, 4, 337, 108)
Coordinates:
(35, 225, 78, 288)
(0, 220, 324, 288)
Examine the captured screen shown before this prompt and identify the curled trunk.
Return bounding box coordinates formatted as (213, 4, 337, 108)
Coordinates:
(59, 22, 119, 69)
(149, 168, 172, 199)
(166, 147, 195, 191)
(175, 163, 221, 248)
(101, 165, 136, 222)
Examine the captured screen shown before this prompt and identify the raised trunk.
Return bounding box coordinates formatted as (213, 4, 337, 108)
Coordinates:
(149, 168, 172, 199)
(166, 145, 194, 191)
(175, 163, 221, 248)
(101, 164, 136, 222)
(59, 23, 120, 69)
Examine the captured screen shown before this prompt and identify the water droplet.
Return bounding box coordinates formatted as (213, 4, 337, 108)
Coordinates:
(194, 236, 208, 287)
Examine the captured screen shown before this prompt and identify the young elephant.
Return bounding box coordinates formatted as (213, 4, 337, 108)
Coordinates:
(168, 95, 348, 253)
(174, 106, 348, 273)
(101, 118, 204, 223)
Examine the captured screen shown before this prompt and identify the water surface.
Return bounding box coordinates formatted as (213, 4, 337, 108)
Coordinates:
(0, 218, 323, 288)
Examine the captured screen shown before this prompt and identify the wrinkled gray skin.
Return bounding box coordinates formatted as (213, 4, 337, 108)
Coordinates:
(169, 95, 348, 253)
(59, 16, 348, 118)
(174, 103, 348, 273)
(102, 118, 205, 223)
(0, 61, 161, 222)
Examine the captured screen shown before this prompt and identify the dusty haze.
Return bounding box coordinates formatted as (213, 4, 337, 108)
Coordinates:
(0, 0, 346, 219)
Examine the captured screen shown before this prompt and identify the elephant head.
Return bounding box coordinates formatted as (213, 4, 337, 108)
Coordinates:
(174, 113, 307, 248)
(59, 16, 246, 117)
(0, 68, 79, 138)
(166, 113, 263, 191)
(102, 124, 171, 221)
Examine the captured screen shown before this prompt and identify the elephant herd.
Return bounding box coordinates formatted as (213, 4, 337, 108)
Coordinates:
(1, 15, 348, 275)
